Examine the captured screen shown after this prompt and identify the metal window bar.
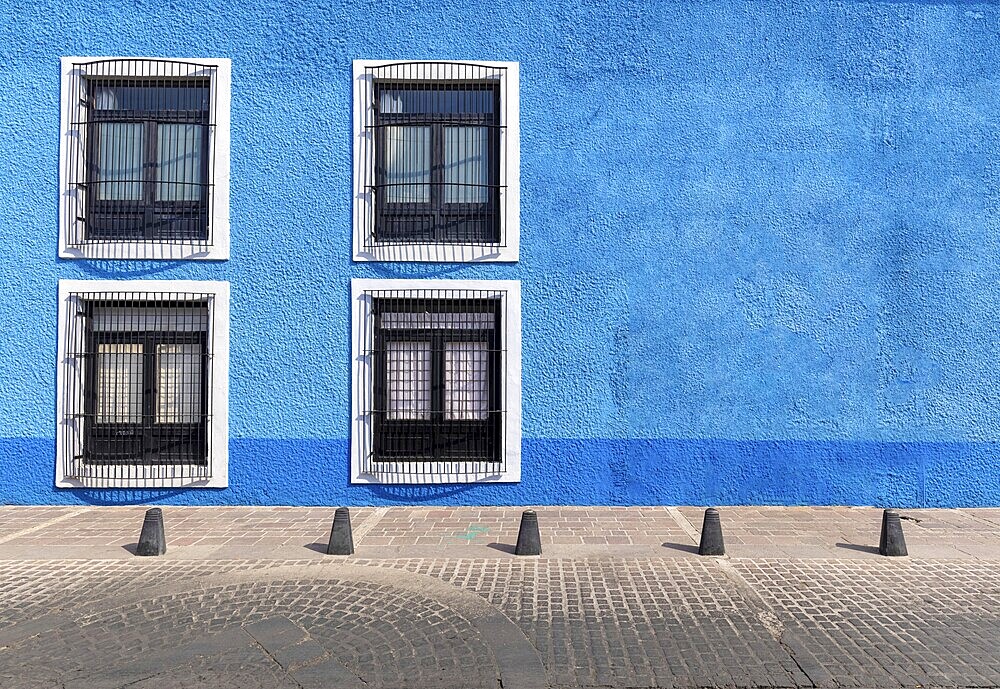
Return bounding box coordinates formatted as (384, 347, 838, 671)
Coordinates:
(65, 59, 218, 249)
(361, 288, 509, 483)
(364, 62, 508, 249)
(62, 291, 215, 486)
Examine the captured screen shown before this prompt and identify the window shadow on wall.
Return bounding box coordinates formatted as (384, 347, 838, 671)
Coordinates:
(73, 488, 203, 505)
(361, 483, 483, 503)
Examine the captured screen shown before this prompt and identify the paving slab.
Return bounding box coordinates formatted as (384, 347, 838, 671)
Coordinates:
(4, 504, 997, 560)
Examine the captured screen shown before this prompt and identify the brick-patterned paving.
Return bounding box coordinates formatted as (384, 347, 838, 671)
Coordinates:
(359, 506, 520, 546)
(0, 506, 372, 558)
(158, 506, 374, 548)
(677, 505, 883, 544)
(360, 506, 691, 547)
(0, 505, 83, 541)
(676, 505, 1000, 558)
(900, 508, 1000, 546)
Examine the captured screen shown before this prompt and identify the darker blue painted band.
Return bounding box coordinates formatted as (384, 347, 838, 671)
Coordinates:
(1, 438, 995, 507)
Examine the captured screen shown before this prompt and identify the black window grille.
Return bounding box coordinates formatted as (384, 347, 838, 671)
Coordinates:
(363, 62, 508, 248)
(361, 289, 508, 477)
(65, 59, 218, 246)
(61, 291, 215, 484)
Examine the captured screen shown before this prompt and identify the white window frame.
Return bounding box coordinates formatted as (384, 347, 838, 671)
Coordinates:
(352, 60, 520, 263)
(56, 279, 230, 488)
(58, 57, 231, 261)
(351, 278, 521, 483)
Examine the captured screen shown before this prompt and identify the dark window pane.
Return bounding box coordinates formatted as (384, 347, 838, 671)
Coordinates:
(371, 295, 502, 462)
(86, 80, 211, 241)
(377, 215, 435, 242)
(379, 88, 494, 115)
(83, 299, 211, 467)
(372, 79, 501, 245)
(93, 83, 209, 113)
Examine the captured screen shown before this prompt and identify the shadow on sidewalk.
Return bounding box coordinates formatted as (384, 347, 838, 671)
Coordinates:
(661, 542, 700, 554)
(834, 543, 879, 555)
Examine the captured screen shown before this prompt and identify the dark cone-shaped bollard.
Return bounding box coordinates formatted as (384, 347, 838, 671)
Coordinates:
(136, 507, 166, 556)
(326, 507, 355, 555)
(514, 509, 542, 556)
(698, 508, 725, 556)
(878, 509, 908, 557)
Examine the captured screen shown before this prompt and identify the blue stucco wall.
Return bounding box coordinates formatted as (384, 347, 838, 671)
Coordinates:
(2, 0, 1000, 506)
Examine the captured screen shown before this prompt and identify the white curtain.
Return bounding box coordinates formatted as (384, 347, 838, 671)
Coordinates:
(386, 341, 431, 420)
(96, 343, 143, 423)
(157, 124, 203, 201)
(385, 126, 430, 203)
(384, 338, 491, 421)
(156, 343, 202, 423)
(444, 341, 489, 420)
(443, 126, 489, 203)
(97, 122, 144, 201)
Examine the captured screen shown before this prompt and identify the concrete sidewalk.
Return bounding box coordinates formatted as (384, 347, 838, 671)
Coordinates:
(1, 504, 999, 560)
(1, 505, 999, 689)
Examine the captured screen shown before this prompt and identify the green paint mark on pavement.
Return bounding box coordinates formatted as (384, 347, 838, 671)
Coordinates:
(454, 525, 490, 541)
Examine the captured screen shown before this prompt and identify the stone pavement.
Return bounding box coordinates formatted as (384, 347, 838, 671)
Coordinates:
(0, 505, 999, 688)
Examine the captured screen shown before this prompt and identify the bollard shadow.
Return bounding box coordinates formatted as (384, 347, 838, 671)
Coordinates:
(486, 542, 516, 555)
(661, 542, 700, 554)
(835, 543, 880, 555)
(121, 543, 139, 555)
(304, 542, 330, 555)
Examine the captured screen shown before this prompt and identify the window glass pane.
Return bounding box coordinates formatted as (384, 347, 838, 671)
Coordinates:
(156, 343, 202, 424)
(94, 83, 209, 113)
(379, 88, 494, 115)
(444, 341, 489, 421)
(96, 343, 143, 423)
(381, 311, 495, 330)
(384, 126, 430, 203)
(157, 124, 203, 201)
(97, 122, 144, 201)
(93, 86, 121, 111)
(386, 341, 431, 420)
(444, 126, 489, 203)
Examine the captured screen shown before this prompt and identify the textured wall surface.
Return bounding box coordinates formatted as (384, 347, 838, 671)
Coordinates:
(2, 0, 1000, 506)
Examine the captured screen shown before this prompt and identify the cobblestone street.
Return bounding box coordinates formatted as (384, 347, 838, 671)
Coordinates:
(1, 505, 999, 688)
